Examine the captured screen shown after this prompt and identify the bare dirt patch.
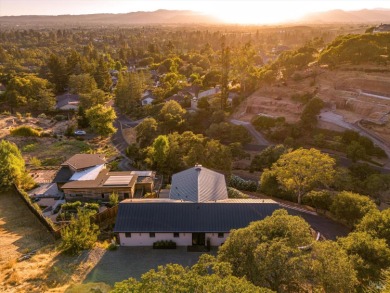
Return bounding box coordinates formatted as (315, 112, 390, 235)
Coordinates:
(233, 68, 390, 145)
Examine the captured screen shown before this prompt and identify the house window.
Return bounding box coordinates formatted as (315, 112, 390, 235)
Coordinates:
(218, 233, 224, 238)
(149, 232, 155, 238)
(173, 232, 179, 238)
(125, 232, 131, 238)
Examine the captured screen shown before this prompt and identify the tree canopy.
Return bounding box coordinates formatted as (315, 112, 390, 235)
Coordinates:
(85, 104, 116, 137)
(270, 148, 336, 204)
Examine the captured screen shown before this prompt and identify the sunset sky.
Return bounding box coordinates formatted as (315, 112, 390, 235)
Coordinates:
(1, 0, 389, 24)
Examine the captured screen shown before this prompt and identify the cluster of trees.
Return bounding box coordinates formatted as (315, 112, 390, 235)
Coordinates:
(113, 209, 390, 292)
(126, 99, 251, 174)
(319, 33, 390, 67)
(0, 140, 35, 190)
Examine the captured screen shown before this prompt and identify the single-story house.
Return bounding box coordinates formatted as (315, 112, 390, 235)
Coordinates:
(56, 93, 80, 111)
(114, 165, 280, 246)
(114, 198, 279, 246)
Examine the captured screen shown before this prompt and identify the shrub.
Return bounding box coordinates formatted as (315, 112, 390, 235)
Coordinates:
(37, 113, 47, 119)
(29, 156, 42, 167)
(153, 240, 176, 249)
(330, 191, 377, 227)
(25, 112, 32, 118)
(251, 115, 285, 131)
(10, 126, 40, 137)
(109, 192, 119, 206)
(60, 209, 100, 255)
(62, 201, 82, 211)
(144, 192, 157, 198)
(227, 187, 249, 199)
(54, 114, 66, 121)
(228, 175, 258, 192)
(107, 243, 118, 251)
(1, 110, 11, 116)
(302, 190, 333, 212)
(22, 143, 38, 152)
(84, 203, 99, 214)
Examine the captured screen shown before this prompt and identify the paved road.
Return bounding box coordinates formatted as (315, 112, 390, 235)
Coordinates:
(285, 208, 350, 240)
(230, 119, 271, 146)
(111, 110, 138, 171)
(320, 110, 390, 159)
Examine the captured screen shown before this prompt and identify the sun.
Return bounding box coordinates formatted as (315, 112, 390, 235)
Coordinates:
(202, 1, 305, 24)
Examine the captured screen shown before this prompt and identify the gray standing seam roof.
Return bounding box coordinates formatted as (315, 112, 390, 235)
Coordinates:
(114, 202, 280, 233)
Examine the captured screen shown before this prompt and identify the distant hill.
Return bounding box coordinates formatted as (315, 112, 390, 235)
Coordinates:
(301, 9, 390, 24)
(0, 9, 221, 26)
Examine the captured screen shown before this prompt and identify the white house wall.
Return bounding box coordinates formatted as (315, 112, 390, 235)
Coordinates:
(206, 232, 228, 246)
(119, 232, 192, 246)
(119, 232, 228, 246)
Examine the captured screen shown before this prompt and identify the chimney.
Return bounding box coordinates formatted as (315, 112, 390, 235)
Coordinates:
(195, 164, 202, 171)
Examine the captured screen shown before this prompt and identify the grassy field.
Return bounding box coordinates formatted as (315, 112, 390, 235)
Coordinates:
(0, 190, 106, 292)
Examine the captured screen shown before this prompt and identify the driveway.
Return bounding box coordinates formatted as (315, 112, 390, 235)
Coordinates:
(230, 119, 270, 146)
(84, 247, 217, 285)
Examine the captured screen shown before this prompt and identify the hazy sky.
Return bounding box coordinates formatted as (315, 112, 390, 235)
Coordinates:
(1, 0, 389, 24)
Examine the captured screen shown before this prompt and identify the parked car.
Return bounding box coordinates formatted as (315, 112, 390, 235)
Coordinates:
(74, 130, 86, 136)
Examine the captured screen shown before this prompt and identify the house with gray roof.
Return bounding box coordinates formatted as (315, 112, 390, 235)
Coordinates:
(169, 165, 228, 202)
(114, 198, 279, 246)
(114, 165, 280, 247)
(56, 93, 80, 111)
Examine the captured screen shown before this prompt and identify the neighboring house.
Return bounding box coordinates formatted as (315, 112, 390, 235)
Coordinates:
(141, 90, 156, 106)
(373, 24, 390, 33)
(56, 93, 80, 111)
(114, 165, 280, 247)
(165, 93, 185, 103)
(198, 87, 220, 99)
(54, 154, 156, 201)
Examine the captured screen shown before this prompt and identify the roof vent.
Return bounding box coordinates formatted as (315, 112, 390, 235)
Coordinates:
(195, 164, 202, 171)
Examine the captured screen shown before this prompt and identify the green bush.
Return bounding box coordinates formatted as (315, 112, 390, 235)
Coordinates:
(228, 175, 258, 192)
(10, 126, 40, 137)
(60, 209, 100, 255)
(62, 201, 82, 211)
(302, 190, 333, 212)
(251, 115, 285, 131)
(227, 187, 249, 199)
(37, 113, 47, 119)
(153, 240, 176, 249)
(109, 192, 119, 206)
(54, 114, 66, 121)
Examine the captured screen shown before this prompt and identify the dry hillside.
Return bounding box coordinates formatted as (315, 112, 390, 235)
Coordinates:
(233, 67, 390, 144)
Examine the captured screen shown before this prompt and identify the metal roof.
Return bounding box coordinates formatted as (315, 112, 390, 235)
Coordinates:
(69, 164, 104, 181)
(169, 166, 228, 202)
(62, 154, 106, 171)
(53, 166, 73, 183)
(114, 201, 280, 233)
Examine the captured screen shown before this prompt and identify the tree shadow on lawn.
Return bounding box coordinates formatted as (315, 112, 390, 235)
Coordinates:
(83, 246, 217, 286)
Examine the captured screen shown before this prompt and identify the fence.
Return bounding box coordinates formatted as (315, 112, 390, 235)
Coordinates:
(92, 205, 118, 227)
(14, 185, 62, 239)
